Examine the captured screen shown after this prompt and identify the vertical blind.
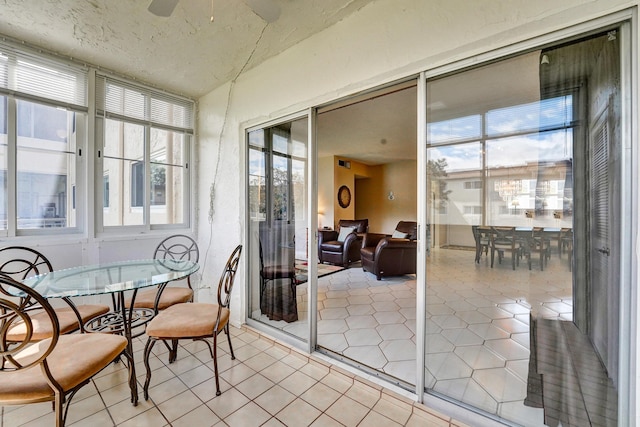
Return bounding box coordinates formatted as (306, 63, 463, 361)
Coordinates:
(95, 74, 194, 133)
(0, 39, 88, 109)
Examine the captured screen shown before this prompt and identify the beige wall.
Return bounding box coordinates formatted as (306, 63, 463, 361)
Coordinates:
(356, 160, 417, 233)
(318, 156, 417, 233)
(318, 156, 334, 228)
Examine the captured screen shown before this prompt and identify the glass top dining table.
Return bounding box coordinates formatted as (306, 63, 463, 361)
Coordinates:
(21, 258, 200, 406)
(22, 258, 199, 298)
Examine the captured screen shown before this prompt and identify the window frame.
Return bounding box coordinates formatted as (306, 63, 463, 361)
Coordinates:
(0, 38, 87, 237)
(94, 73, 194, 234)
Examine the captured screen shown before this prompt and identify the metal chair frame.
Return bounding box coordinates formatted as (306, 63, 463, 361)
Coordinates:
(0, 246, 94, 334)
(0, 275, 131, 427)
(142, 244, 242, 398)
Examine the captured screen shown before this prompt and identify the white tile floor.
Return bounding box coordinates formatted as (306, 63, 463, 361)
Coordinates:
(1, 326, 469, 426)
(254, 246, 576, 426)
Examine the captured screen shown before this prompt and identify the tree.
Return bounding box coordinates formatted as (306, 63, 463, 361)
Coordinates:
(428, 158, 452, 210)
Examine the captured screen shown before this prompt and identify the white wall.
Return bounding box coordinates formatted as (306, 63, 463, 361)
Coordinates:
(195, 1, 638, 423)
(196, 0, 633, 322)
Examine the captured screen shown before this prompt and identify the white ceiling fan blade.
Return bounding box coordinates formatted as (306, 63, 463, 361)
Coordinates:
(243, 0, 281, 23)
(148, 0, 179, 17)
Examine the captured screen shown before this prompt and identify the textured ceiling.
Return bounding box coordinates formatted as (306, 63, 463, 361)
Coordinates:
(0, 0, 372, 99)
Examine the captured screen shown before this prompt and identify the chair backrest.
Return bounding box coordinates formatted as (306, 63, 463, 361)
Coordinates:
(491, 227, 516, 246)
(338, 219, 368, 234)
(395, 221, 418, 240)
(0, 247, 54, 310)
(258, 221, 294, 269)
(0, 246, 53, 281)
(154, 235, 199, 262)
(0, 275, 59, 372)
(217, 245, 243, 309)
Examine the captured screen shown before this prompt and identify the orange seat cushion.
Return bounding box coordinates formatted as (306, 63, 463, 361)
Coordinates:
(126, 287, 193, 311)
(7, 304, 110, 341)
(145, 303, 229, 339)
(0, 333, 128, 404)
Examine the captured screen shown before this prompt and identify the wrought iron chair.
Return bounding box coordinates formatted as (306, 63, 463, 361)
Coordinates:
(142, 244, 242, 398)
(258, 222, 298, 322)
(0, 246, 109, 340)
(127, 235, 199, 312)
(0, 275, 130, 427)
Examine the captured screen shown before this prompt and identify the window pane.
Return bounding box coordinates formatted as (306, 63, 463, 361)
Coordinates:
(248, 146, 266, 221)
(487, 95, 573, 136)
(150, 128, 185, 225)
(102, 119, 144, 226)
(486, 130, 573, 227)
(428, 115, 482, 144)
(0, 96, 6, 230)
(16, 100, 76, 229)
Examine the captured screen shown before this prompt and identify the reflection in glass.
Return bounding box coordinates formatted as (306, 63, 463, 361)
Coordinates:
(248, 118, 308, 342)
(425, 32, 619, 426)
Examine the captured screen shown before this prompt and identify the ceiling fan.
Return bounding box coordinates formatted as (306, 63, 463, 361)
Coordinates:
(148, 0, 281, 23)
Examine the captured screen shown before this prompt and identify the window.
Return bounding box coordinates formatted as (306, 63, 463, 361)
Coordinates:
(103, 177, 109, 208)
(464, 206, 482, 215)
(0, 40, 87, 235)
(96, 75, 193, 229)
(428, 94, 574, 228)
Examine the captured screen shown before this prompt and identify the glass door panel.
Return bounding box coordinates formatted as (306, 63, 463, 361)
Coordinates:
(425, 31, 620, 426)
(248, 117, 309, 342)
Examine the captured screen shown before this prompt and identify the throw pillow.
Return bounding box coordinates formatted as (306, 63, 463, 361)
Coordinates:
(337, 226, 356, 242)
(392, 229, 409, 239)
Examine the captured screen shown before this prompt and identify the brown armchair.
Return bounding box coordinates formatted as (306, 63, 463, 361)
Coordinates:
(318, 219, 368, 267)
(360, 221, 417, 280)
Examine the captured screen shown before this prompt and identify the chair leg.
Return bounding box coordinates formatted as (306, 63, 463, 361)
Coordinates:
(143, 338, 157, 401)
(54, 392, 63, 427)
(490, 247, 495, 268)
(224, 323, 235, 360)
(212, 332, 221, 396)
(169, 339, 178, 363)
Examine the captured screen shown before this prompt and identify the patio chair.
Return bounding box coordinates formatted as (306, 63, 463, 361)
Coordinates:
(142, 244, 242, 399)
(0, 246, 109, 340)
(127, 234, 199, 312)
(0, 275, 129, 427)
(258, 221, 298, 322)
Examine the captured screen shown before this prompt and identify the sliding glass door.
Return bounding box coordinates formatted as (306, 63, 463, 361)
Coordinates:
(424, 29, 624, 426)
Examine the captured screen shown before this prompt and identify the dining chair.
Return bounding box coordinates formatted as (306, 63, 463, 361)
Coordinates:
(559, 228, 573, 271)
(490, 227, 519, 270)
(0, 275, 130, 427)
(0, 246, 109, 340)
(471, 225, 490, 263)
(521, 227, 552, 271)
(142, 244, 242, 399)
(127, 234, 199, 312)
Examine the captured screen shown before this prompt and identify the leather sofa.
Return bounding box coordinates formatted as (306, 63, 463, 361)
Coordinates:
(360, 221, 417, 280)
(318, 219, 368, 267)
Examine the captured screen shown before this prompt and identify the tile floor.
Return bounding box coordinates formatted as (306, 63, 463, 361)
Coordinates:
(1, 326, 470, 427)
(254, 246, 577, 426)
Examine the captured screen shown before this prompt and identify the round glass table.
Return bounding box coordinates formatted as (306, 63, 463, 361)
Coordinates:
(23, 258, 200, 406)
